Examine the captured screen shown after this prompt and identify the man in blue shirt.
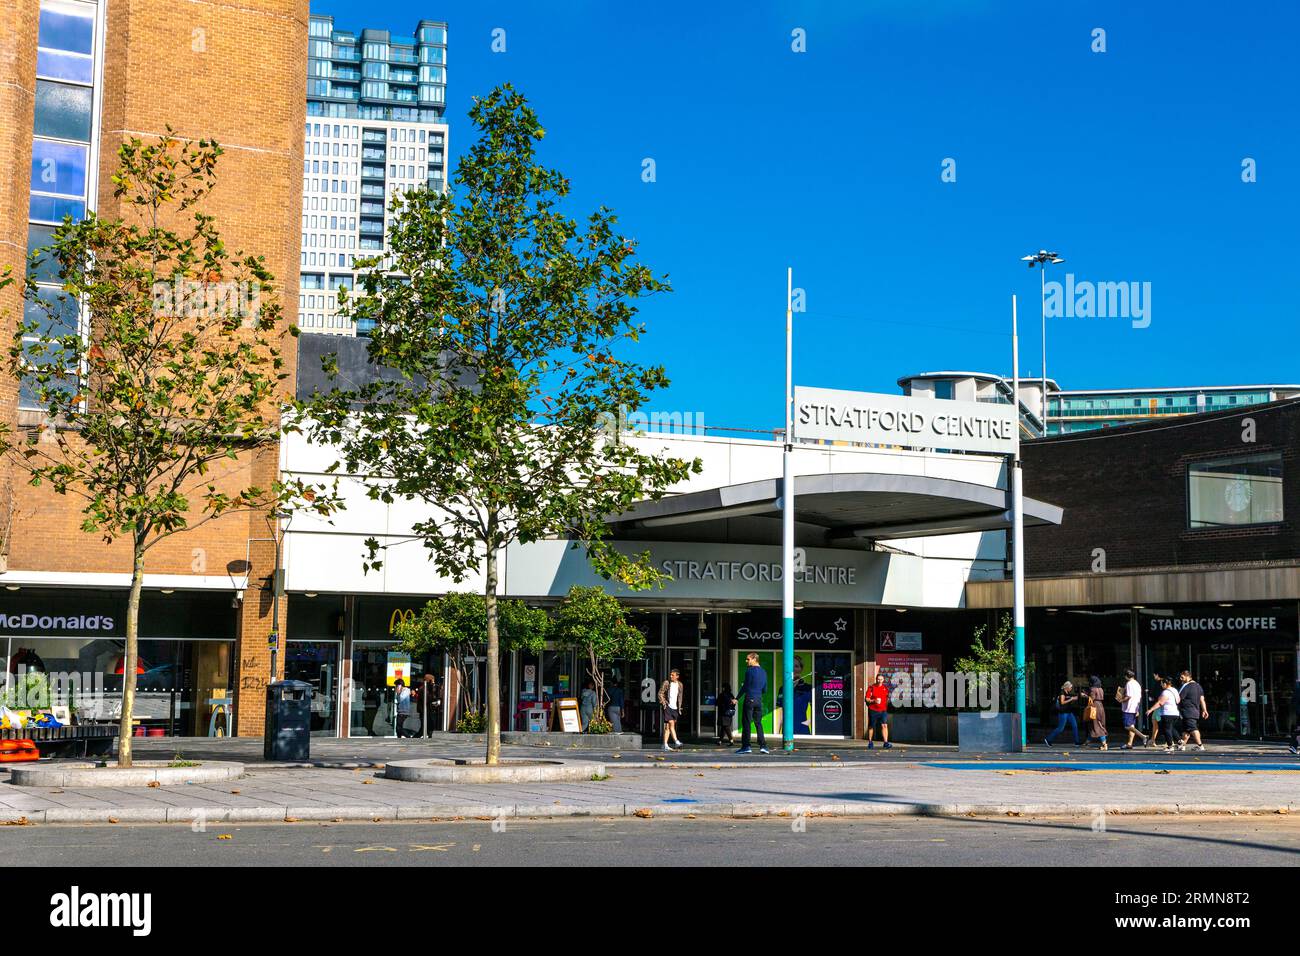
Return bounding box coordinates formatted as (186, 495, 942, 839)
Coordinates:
(737, 652, 769, 754)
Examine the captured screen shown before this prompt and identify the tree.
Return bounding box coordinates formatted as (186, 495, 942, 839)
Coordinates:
(551, 585, 645, 731)
(393, 591, 549, 727)
(955, 613, 1032, 713)
(290, 85, 699, 764)
(0, 134, 331, 765)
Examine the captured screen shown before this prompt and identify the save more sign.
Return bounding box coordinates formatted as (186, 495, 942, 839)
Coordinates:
(794, 386, 1018, 456)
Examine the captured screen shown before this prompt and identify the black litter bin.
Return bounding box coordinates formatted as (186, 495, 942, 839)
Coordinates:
(265, 679, 312, 761)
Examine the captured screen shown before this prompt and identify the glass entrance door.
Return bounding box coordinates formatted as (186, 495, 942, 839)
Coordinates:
(1264, 648, 1296, 738)
(350, 641, 424, 737)
(286, 640, 340, 737)
(1195, 649, 1238, 737)
(668, 648, 716, 739)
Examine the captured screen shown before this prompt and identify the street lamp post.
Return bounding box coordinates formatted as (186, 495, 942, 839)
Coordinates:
(1010, 295, 1027, 749)
(781, 267, 795, 752)
(1020, 250, 1064, 429)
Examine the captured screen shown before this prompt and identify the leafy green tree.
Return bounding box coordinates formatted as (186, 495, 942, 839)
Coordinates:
(955, 613, 1032, 712)
(291, 85, 698, 763)
(393, 591, 549, 723)
(551, 585, 645, 729)
(0, 134, 332, 765)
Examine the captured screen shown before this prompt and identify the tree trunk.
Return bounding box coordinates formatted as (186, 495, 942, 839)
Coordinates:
(117, 541, 145, 767)
(589, 646, 605, 715)
(484, 542, 501, 765)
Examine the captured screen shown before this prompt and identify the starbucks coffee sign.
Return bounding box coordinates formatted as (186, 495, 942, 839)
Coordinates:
(794, 386, 1017, 455)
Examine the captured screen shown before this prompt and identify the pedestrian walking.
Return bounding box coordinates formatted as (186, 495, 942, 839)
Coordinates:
(1176, 669, 1209, 751)
(1146, 676, 1182, 751)
(865, 671, 892, 749)
(1146, 672, 1165, 747)
(736, 652, 769, 754)
(1043, 681, 1081, 748)
(657, 669, 685, 751)
(1117, 668, 1148, 749)
(393, 678, 415, 738)
(418, 672, 441, 737)
(716, 683, 736, 746)
(606, 681, 625, 734)
(1081, 675, 1108, 750)
(579, 679, 598, 730)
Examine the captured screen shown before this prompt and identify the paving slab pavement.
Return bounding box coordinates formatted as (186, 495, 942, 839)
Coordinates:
(3, 749, 1299, 825)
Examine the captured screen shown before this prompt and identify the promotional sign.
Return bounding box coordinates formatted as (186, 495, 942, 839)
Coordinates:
(794, 386, 1018, 455)
(876, 652, 943, 704)
(385, 651, 412, 687)
(556, 698, 582, 733)
(878, 630, 922, 651)
(813, 653, 852, 736)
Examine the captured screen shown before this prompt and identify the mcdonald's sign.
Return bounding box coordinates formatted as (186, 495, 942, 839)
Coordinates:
(389, 608, 416, 634)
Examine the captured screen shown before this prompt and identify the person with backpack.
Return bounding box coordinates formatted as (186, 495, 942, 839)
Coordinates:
(1043, 681, 1082, 748)
(716, 683, 737, 747)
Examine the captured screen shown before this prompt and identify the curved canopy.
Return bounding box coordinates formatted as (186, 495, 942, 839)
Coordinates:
(608, 471, 1063, 548)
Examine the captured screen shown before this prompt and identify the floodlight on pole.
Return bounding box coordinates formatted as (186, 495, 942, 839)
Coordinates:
(1020, 250, 1064, 428)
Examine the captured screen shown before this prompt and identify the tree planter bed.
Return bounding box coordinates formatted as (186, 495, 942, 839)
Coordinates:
(8, 760, 244, 788)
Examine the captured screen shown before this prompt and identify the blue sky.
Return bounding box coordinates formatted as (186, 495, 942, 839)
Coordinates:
(323, 0, 1299, 431)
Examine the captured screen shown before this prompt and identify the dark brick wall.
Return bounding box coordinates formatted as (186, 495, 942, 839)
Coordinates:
(1021, 400, 1300, 576)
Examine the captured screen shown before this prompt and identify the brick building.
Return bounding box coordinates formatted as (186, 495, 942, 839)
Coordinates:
(969, 399, 1300, 737)
(1, 0, 309, 736)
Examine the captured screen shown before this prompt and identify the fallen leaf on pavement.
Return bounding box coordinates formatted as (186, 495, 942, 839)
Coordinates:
(218, 834, 232, 840)
(633, 808, 654, 818)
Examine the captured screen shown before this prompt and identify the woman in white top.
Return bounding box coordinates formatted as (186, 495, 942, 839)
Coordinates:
(1145, 677, 1182, 751)
(657, 669, 685, 751)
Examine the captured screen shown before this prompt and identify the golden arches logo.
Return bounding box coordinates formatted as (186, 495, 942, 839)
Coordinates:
(388, 608, 416, 634)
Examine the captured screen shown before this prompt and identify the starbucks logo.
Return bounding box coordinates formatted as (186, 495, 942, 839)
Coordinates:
(1224, 477, 1251, 513)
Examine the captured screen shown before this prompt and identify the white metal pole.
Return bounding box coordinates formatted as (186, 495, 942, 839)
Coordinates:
(781, 267, 795, 752)
(1012, 294, 1027, 750)
(1040, 264, 1048, 427)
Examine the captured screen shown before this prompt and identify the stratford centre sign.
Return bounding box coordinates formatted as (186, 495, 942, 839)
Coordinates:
(794, 386, 1018, 455)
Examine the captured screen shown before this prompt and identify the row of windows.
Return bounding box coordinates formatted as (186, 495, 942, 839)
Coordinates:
(24, 0, 99, 410)
(1055, 393, 1266, 412)
(308, 141, 359, 157)
(306, 101, 444, 123)
(305, 196, 357, 213)
(303, 215, 358, 231)
(305, 123, 443, 146)
(302, 251, 359, 268)
(299, 312, 352, 329)
(299, 274, 352, 294)
(302, 232, 357, 250)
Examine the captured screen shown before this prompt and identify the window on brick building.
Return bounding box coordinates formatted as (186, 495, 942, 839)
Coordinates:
(1188, 453, 1284, 529)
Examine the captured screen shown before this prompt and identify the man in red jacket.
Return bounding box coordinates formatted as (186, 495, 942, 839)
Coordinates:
(865, 671, 892, 749)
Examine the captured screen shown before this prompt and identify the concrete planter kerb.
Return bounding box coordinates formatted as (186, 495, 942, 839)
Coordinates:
(957, 712, 1025, 753)
(8, 760, 245, 788)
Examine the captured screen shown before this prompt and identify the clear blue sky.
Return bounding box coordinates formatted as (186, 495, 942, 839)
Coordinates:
(323, 0, 1299, 431)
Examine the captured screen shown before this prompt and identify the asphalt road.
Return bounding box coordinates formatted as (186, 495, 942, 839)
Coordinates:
(8, 815, 1300, 866)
